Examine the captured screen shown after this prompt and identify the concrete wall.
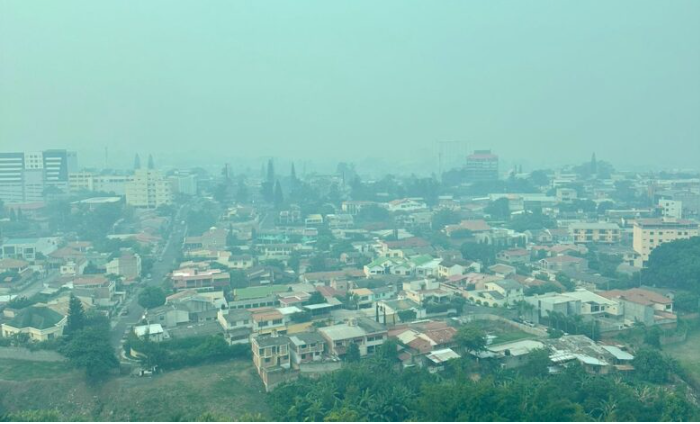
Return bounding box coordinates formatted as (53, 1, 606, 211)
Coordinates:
(0, 347, 66, 362)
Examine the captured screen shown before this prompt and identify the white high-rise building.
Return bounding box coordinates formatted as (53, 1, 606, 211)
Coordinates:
(125, 169, 172, 209)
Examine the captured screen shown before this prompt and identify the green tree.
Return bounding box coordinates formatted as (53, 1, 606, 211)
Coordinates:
(273, 180, 284, 209)
(485, 198, 510, 220)
(455, 324, 486, 353)
(65, 295, 86, 336)
(632, 348, 673, 383)
(138, 286, 166, 309)
(306, 291, 326, 306)
(431, 209, 461, 230)
(60, 327, 119, 382)
(397, 309, 417, 322)
(346, 343, 361, 363)
(520, 348, 552, 377)
(643, 326, 662, 349)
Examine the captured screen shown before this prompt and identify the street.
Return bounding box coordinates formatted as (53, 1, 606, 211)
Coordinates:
(109, 204, 189, 348)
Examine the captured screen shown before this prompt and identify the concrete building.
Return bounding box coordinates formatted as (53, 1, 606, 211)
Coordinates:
(69, 172, 133, 195)
(632, 218, 699, 266)
(125, 169, 172, 209)
(106, 252, 142, 281)
(251, 335, 294, 391)
(1, 237, 60, 260)
(658, 199, 683, 219)
(319, 317, 387, 358)
(465, 150, 499, 181)
(168, 173, 198, 196)
(569, 222, 621, 244)
(0, 150, 77, 204)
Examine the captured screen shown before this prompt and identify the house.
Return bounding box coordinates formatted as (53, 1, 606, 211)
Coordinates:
(412, 255, 442, 277)
(377, 237, 431, 258)
(393, 321, 458, 358)
(1, 306, 66, 341)
(488, 263, 516, 277)
(257, 243, 301, 261)
(376, 298, 425, 325)
(467, 279, 525, 307)
(251, 335, 295, 391)
(217, 309, 253, 344)
(484, 279, 525, 304)
(301, 269, 365, 285)
(525, 289, 621, 323)
(387, 198, 428, 213)
(48, 247, 87, 269)
(403, 279, 452, 305)
(350, 288, 375, 309)
(0, 258, 30, 274)
(486, 339, 546, 369)
(289, 332, 327, 366)
(600, 288, 676, 326)
(425, 348, 461, 372)
(438, 259, 479, 278)
(538, 255, 588, 273)
(216, 253, 254, 270)
(145, 304, 190, 328)
(251, 307, 288, 335)
(341, 200, 376, 215)
(364, 257, 413, 277)
(164, 290, 227, 324)
(326, 214, 354, 230)
(134, 324, 167, 342)
(496, 249, 531, 265)
(171, 267, 230, 290)
(524, 229, 553, 244)
(182, 227, 227, 251)
(444, 220, 491, 237)
(59, 259, 88, 277)
(72, 276, 118, 308)
(319, 317, 387, 358)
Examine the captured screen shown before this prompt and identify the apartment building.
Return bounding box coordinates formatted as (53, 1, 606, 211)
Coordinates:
(569, 222, 621, 244)
(125, 169, 172, 209)
(632, 218, 699, 266)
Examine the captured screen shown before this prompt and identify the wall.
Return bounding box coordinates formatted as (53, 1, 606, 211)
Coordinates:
(0, 347, 66, 362)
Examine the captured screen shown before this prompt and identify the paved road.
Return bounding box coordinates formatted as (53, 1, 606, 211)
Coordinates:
(109, 204, 189, 348)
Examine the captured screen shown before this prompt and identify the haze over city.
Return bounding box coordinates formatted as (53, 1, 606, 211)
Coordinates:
(2, 2, 700, 423)
(1, 1, 699, 171)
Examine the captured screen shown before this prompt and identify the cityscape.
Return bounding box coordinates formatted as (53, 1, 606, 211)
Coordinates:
(1, 1, 699, 423)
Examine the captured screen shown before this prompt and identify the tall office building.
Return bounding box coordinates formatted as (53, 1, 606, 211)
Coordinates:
(465, 150, 499, 181)
(125, 169, 173, 209)
(0, 150, 77, 204)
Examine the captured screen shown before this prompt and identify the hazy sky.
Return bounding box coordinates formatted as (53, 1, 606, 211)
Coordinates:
(1, 1, 699, 173)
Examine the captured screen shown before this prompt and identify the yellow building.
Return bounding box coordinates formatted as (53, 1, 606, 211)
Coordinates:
(569, 222, 621, 244)
(633, 218, 699, 266)
(1, 306, 66, 342)
(125, 169, 172, 209)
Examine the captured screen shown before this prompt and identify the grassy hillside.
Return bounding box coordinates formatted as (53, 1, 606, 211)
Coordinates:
(0, 359, 270, 421)
(666, 329, 700, 387)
